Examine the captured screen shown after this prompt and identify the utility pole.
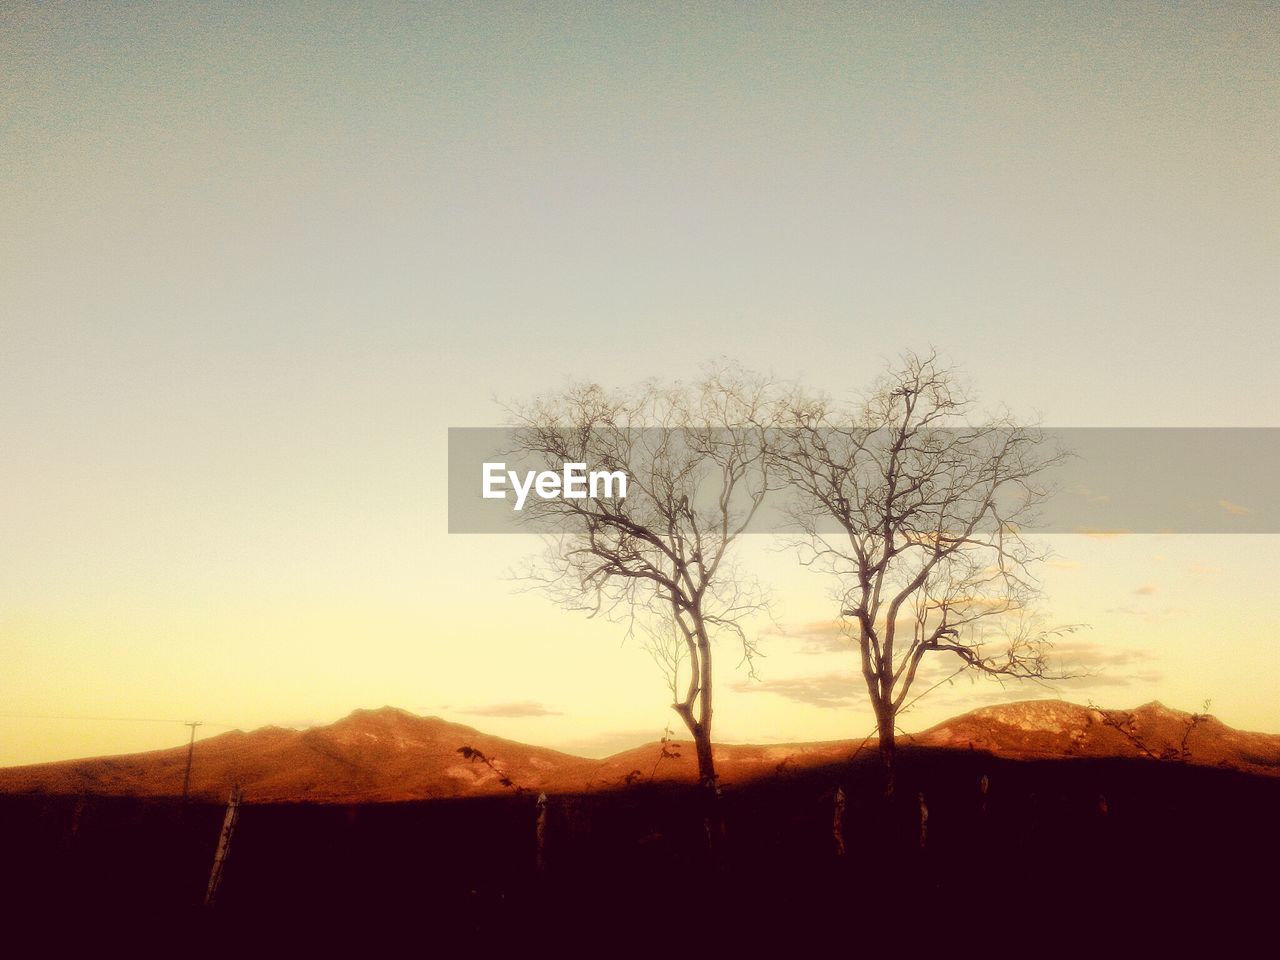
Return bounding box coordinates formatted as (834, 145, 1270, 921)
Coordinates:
(204, 785, 243, 907)
(181, 721, 203, 806)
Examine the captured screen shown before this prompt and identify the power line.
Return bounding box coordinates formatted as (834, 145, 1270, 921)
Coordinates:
(0, 712, 234, 728)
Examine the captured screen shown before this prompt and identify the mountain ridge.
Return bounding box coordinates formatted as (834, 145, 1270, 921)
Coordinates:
(1, 699, 1276, 803)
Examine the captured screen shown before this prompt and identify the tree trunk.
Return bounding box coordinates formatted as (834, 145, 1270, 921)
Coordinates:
(695, 634, 715, 785)
(876, 708, 897, 801)
(693, 731, 723, 856)
(669, 703, 718, 789)
(693, 730, 717, 791)
(672, 629, 723, 856)
(691, 632, 723, 849)
(670, 679, 718, 789)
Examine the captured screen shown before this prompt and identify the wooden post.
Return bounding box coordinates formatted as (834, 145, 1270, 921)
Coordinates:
(702, 782, 726, 855)
(917, 791, 929, 849)
(203, 785, 243, 907)
(69, 797, 86, 839)
(62, 797, 86, 853)
(832, 786, 847, 858)
(535, 792, 548, 874)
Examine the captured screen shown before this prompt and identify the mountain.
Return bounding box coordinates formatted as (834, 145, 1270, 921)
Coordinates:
(0, 700, 1276, 803)
(915, 699, 1280, 775)
(0, 707, 592, 803)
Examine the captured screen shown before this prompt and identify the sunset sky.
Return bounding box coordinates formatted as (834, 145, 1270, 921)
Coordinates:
(2, 2, 1277, 766)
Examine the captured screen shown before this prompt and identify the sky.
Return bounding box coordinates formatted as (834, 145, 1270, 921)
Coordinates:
(2, 2, 1278, 765)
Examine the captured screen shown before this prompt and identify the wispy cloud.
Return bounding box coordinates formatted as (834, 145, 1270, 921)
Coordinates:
(734, 657, 965, 711)
(1046, 639, 1163, 687)
(1051, 639, 1153, 669)
(1104, 604, 1189, 624)
(759, 620, 852, 655)
(459, 700, 563, 718)
(1074, 485, 1112, 505)
(730, 672, 864, 709)
(734, 637, 1163, 715)
(1133, 583, 1158, 596)
(1218, 499, 1253, 517)
(762, 607, 1020, 657)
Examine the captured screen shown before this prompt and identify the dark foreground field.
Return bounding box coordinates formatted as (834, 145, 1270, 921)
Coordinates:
(3, 747, 1277, 939)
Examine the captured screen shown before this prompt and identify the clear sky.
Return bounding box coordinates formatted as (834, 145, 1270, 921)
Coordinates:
(2, 2, 1277, 765)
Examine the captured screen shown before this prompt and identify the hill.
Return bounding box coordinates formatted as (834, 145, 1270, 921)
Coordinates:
(0, 699, 1276, 802)
(914, 699, 1280, 775)
(0, 707, 592, 802)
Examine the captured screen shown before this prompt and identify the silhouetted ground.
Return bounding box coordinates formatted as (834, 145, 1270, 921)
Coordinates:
(2, 747, 1276, 941)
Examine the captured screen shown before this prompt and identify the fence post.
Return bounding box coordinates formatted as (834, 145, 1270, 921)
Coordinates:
(833, 786, 847, 858)
(203, 785, 243, 907)
(535, 792, 549, 875)
(56, 796, 88, 861)
(917, 791, 929, 850)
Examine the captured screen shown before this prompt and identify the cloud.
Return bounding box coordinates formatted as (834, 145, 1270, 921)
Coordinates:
(1133, 583, 1158, 596)
(1074, 528, 1131, 539)
(1074, 485, 1112, 505)
(1045, 639, 1164, 688)
(1104, 604, 1190, 624)
(762, 606, 1019, 657)
(759, 620, 852, 655)
(911, 682, 1040, 715)
(735, 636, 1165, 716)
(1050, 639, 1151, 669)
(1048, 558, 1084, 570)
(458, 700, 563, 718)
(1218, 499, 1252, 517)
(730, 672, 865, 709)
(1054, 671, 1163, 688)
(734, 657, 974, 711)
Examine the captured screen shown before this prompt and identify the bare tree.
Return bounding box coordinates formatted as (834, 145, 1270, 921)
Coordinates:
(509, 367, 779, 814)
(1089, 699, 1213, 763)
(774, 350, 1073, 799)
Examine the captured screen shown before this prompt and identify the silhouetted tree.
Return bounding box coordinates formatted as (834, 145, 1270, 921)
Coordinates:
(456, 746, 524, 794)
(510, 366, 780, 827)
(1089, 699, 1213, 762)
(774, 350, 1073, 799)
